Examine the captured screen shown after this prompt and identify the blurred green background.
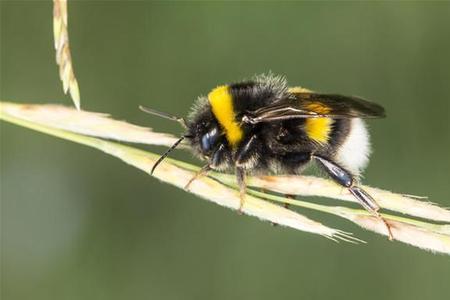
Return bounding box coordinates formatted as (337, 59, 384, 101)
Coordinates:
(1, 1, 450, 300)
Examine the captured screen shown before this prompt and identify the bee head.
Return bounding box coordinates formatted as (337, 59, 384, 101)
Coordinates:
(186, 110, 223, 158)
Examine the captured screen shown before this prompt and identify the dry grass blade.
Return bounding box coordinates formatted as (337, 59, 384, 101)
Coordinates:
(333, 207, 450, 254)
(0, 102, 356, 242)
(259, 189, 450, 253)
(1, 101, 450, 254)
(246, 175, 450, 223)
(241, 189, 450, 254)
(53, 0, 80, 110)
(0, 102, 180, 146)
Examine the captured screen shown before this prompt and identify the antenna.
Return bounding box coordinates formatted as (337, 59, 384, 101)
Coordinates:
(150, 136, 186, 175)
(139, 105, 187, 128)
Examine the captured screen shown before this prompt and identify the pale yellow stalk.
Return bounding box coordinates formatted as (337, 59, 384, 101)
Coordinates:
(0, 102, 358, 242)
(1, 101, 449, 254)
(233, 175, 450, 223)
(1, 103, 179, 146)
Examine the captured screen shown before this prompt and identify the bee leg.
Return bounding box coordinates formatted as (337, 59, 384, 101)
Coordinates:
(233, 135, 264, 214)
(236, 167, 246, 214)
(184, 164, 211, 190)
(234, 135, 260, 168)
(270, 194, 295, 227)
(348, 186, 394, 241)
(284, 194, 296, 209)
(260, 189, 278, 227)
(313, 155, 394, 240)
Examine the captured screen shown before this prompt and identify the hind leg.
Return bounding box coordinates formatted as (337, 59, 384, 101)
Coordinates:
(313, 154, 394, 240)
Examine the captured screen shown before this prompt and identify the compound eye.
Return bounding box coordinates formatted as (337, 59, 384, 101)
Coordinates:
(200, 127, 219, 153)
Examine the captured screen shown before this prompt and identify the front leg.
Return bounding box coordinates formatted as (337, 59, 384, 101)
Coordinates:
(184, 164, 211, 190)
(185, 143, 229, 190)
(313, 155, 394, 240)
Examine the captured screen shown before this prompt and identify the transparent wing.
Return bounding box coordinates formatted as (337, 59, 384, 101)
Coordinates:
(243, 93, 385, 124)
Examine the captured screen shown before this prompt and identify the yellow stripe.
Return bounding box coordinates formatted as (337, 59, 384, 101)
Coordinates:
(304, 102, 332, 144)
(289, 87, 332, 143)
(208, 85, 243, 147)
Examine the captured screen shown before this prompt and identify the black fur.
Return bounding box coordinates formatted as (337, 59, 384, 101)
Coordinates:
(186, 74, 353, 175)
(175, 74, 391, 236)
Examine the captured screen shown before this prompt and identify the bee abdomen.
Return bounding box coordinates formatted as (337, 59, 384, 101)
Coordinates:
(334, 118, 371, 175)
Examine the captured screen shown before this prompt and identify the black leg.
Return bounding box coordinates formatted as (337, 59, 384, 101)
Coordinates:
(211, 144, 230, 169)
(313, 155, 353, 188)
(184, 164, 211, 190)
(235, 135, 260, 169)
(313, 155, 394, 240)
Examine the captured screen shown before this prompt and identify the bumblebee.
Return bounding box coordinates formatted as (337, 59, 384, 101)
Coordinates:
(141, 74, 393, 239)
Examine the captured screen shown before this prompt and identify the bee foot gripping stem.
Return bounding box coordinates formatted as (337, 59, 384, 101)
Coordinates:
(314, 155, 394, 241)
(349, 186, 394, 241)
(184, 164, 211, 190)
